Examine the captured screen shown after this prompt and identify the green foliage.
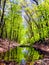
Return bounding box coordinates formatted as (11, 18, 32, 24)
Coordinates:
(25, 48, 40, 61)
(19, 0, 49, 62)
(23, 0, 49, 44)
(1, 2, 27, 44)
(0, 0, 27, 62)
(0, 0, 49, 63)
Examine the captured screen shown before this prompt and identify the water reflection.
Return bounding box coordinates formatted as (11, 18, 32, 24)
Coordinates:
(22, 48, 28, 55)
(20, 59, 26, 65)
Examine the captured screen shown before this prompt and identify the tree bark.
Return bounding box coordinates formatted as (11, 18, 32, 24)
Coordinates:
(0, 0, 6, 38)
(0, 0, 6, 24)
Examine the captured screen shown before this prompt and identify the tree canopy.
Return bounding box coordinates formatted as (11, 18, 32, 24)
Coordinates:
(0, 0, 49, 64)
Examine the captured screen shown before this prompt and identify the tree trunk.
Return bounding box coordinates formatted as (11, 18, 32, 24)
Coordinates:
(0, 0, 6, 38)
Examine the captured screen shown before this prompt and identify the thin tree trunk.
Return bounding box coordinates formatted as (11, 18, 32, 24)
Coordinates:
(0, 0, 6, 38)
(0, 0, 6, 24)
